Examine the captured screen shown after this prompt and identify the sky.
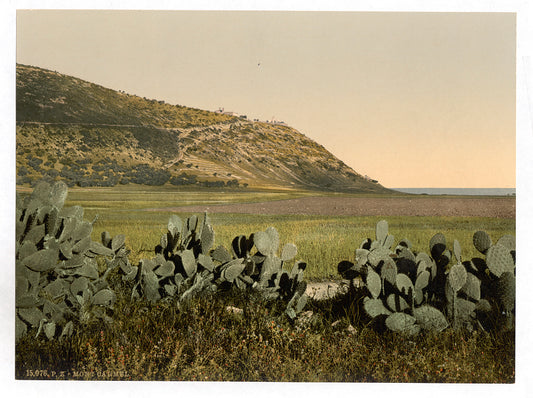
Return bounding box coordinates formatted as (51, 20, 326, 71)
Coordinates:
(15, 9, 516, 188)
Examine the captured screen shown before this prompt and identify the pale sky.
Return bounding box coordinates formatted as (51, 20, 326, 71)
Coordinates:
(16, 10, 516, 188)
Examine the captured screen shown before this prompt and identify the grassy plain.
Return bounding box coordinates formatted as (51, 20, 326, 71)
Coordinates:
(61, 186, 516, 280)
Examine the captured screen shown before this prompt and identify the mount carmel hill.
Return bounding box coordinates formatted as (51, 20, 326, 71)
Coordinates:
(16, 64, 389, 192)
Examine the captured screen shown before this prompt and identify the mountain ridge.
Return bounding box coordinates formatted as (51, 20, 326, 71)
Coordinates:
(16, 63, 389, 193)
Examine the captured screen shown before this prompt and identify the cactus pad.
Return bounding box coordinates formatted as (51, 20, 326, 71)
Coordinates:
(429, 233, 446, 258)
(397, 246, 416, 263)
(18, 307, 46, 328)
(383, 234, 395, 251)
(167, 215, 182, 237)
(386, 294, 409, 312)
(396, 273, 414, 297)
(473, 231, 492, 254)
(154, 260, 175, 278)
(211, 245, 232, 263)
(497, 271, 515, 312)
(486, 244, 514, 277)
(368, 248, 391, 268)
(21, 248, 59, 272)
(448, 263, 467, 292)
(415, 270, 430, 291)
(385, 312, 420, 336)
(454, 298, 477, 328)
(453, 239, 461, 264)
(381, 257, 397, 286)
(413, 305, 448, 332)
(366, 268, 381, 299)
(180, 250, 197, 278)
(459, 272, 481, 302)
(200, 223, 215, 255)
(92, 289, 116, 307)
(281, 243, 298, 262)
(363, 297, 391, 318)
(254, 227, 280, 256)
(222, 259, 246, 282)
(376, 220, 389, 244)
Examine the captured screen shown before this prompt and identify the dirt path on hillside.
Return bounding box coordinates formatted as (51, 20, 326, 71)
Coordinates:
(147, 195, 515, 218)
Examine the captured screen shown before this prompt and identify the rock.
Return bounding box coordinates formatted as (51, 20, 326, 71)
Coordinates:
(225, 305, 243, 315)
(346, 324, 357, 335)
(295, 310, 314, 330)
(305, 281, 349, 300)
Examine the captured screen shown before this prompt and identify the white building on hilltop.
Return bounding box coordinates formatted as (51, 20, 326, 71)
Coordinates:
(214, 107, 240, 117)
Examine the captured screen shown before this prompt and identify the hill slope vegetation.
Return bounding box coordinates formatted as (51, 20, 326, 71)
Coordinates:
(16, 64, 388, 192)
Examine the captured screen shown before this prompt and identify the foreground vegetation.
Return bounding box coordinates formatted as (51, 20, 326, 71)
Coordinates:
(15, 183, 515, 382)
(16, 287, 514, 382)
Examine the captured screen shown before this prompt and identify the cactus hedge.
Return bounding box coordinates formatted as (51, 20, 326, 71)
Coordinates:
(16, 182, 515, 343)
(338, 220, 515, 335)
(120, 215, 308, 319)
(16, 181, 119, 341)
(15, 182, 309, 341)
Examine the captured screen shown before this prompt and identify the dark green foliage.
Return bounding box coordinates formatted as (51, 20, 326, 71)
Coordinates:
(170, 173, 197, 186)
(18, 166, 29, 176)
(127, 164, 171, 186)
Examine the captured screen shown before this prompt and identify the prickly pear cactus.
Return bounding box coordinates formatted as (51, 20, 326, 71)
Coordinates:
(496, 271, 515, 329)
(224, 226, 308, 317)
(486, 244, 514, 278)
(127, 212, 217, 304)
(385, 312, 420, 336)
(127, 218, 309, 319)
(448, 263, 467, 292)
(473, 231, 492, 255)
(413, 305, 448, 332)
(339, 221, 515, 335)
(344, 221, 447, 335)
(363, 297, 391, 318)
(16, 181, 117, 341)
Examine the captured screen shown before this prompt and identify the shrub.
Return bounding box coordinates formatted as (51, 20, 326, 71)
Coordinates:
(170, 173, 197, 186)
(45, 169, 59, 179)
(17, 166, 29, 176)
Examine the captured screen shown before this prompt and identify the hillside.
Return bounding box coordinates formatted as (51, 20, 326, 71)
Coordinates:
(16, 64, 389, 192)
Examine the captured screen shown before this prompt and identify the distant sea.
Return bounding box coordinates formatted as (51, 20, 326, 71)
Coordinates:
(392, 188, 516, 196)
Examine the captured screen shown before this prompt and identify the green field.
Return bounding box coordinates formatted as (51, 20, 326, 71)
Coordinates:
(60, 186, 515, 280)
